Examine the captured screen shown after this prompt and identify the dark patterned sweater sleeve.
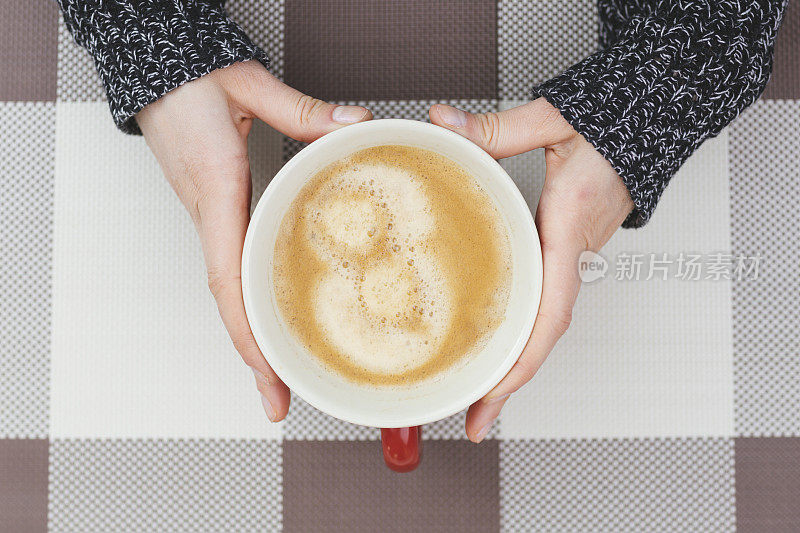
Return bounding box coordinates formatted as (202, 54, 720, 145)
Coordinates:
(533, 0, 787, 227)
(57, 0, 268, 135)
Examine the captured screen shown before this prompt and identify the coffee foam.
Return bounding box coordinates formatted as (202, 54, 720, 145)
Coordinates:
(273, 145, 511, 386)
(299, 164, 449, 374)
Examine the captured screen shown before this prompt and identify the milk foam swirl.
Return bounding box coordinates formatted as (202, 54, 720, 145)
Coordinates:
(273, 145, 512, 386)
(302, 164, 450, 373)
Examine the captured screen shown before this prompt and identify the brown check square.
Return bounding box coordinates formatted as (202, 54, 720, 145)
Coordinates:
(762, 0, 799, 99)
(284, 0, 497, 101)
(0, 439, 49, 533)
(282, 439, 500, 532)
(0, 0, 58, 101)
(735, 437, 800, 532)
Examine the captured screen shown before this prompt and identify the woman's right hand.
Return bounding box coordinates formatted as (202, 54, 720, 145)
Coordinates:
(136, 61, 372, 423)
(430, 99, 633, 442)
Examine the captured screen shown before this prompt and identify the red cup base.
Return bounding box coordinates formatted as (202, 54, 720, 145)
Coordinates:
(380, 426, 422, 472)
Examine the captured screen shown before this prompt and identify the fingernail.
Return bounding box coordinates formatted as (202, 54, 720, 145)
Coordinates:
(437, 105, 467, 128)
(332, 105, 368, 124)
(484, 392, 510, 405)
(260, 394, 277, 422)
(475, 419, 494, 443)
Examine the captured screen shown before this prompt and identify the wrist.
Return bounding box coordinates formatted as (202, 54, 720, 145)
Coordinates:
(59, 0, 268, 134)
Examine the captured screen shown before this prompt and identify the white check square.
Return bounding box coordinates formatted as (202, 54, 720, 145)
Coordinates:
(50, 103, 284, 439)
(500, 132, 734, 439)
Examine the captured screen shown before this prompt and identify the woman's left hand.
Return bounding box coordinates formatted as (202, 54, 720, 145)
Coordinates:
(429, 99, 634, 442)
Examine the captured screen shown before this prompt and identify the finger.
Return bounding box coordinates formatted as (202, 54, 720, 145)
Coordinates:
(465, 395, 508, 443)
(429, 98, 573, 159)
(488, 219, 584, 398)
(464, 213, 584, 438)
(229, 65, 373, 143)
(197, 158, 291, 422)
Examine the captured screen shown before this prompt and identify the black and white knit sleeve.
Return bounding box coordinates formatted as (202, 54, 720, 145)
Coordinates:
(57, 0, 268, 135)
(534, 0, 787, 227)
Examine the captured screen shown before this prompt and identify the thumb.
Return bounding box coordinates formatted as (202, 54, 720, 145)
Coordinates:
(429, 98, 572, 159)
(231, 64, 372, 143)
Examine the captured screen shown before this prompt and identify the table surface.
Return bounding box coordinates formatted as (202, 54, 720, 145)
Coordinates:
(1, 1, 799, 532)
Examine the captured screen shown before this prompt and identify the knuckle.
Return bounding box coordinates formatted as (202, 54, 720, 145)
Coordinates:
(206, 269, 240, 299)
(534, 98, 569, 134)
(540, 187, 599, 252)
(206, 270, 225, 298)
(531, 98, 577, 153)
(511, 356, 539, 386)
(538, 236, 561, 259)
(252, 368, 272, 388)
(540, 104, 565, 133)
(548, 308, 574, 336)
(253, 378, 270, 396)
(293, 94, 327, 138)
(233, 335, 262, 366)
(475, 112, 502, 154)
(538, 183, 593, 238)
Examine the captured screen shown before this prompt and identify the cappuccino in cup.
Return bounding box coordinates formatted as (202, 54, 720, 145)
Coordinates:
(273, 145, 511, 386)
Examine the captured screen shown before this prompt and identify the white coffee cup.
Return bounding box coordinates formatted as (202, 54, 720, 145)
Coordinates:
(242, 119, 542, 470)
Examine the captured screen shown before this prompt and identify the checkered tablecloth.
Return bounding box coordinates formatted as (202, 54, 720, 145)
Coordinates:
(2, 1, 799, 531)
